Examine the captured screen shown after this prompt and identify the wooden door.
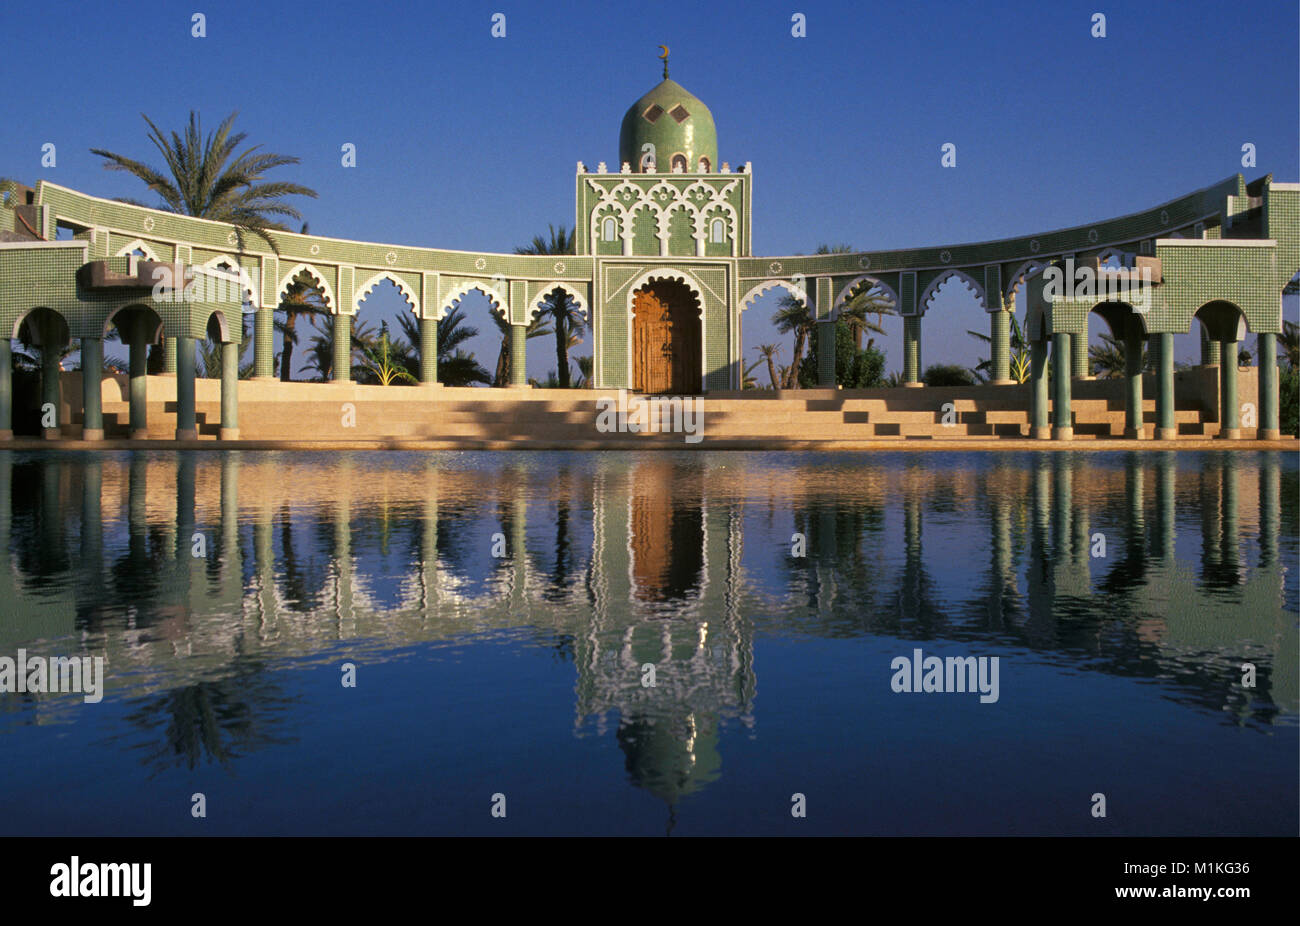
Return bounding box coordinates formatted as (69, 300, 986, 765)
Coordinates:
(633, 287, 674, 393)
(632, 281, 701, 394)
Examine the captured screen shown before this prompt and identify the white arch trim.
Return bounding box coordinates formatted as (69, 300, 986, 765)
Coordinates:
(625, 267, 708, 392)
(1004, 260, 1049, 300)
(530, 282, 589, 321)
(739, 279, 812, 312)
(439, 281, 508, 320)
(919, 268, 986, 311)
(625, 267, 706, 309)
(354, 270, 420, 316)
(832, 274, 900, 315)
(276, 263, 336, 311)
(200, 255, 259, 304)
(114, 238, 161, 261)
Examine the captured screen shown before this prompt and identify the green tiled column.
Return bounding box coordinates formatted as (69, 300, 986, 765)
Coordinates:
(81, 336, 104, 440)
(1218, 339, 1240, 439)
(162, 335, 177, 374)
(1257, 332, 1279, 439)
(0, 339, 12, 439)
(1051, 332, 1073, 440)
(220, 340, 239, 439)
(1123, 316, 1144, 439)
(175, 335, 197, 440)
(509, 324, 527, 387)
(254, 307, 274, 379)
(41, 322, 61, 440)
(1030, 339, 1050, 439)
(420, 316, 438, 385)
(333, 314, 351, 383)
(990, 309, 1012, 384)
(128, 321, 148, 438)
(903, 315, 922, 386)
(1071, 330, 1090, 379)
(1154, 333, 1176, 440)
(816, 320, 835, 387)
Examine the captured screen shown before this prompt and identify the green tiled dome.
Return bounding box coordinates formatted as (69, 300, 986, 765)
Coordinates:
(618, 78, 718, 173)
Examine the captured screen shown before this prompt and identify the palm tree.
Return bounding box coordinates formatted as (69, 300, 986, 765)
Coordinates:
(754, 343, 782, 389)
(490, 311, 553, 387)
(741, 357, 763, 390)
(435, 307, 492, 387)
(515, 226, 581, 387)
(574, 355, 594, 388)
(1279, 319, 1299, 370)
(90, 111, 317, 254)
(277, 267, 330, 381)
(769, 244, 853, 390)
(772, 295, 814, 389)
(838, 280, 897, 350)
(1088, 331, 1149, 379)
(355, 321, 418, 386)
(198, 322, 254, 379)
(967, 311, 1032, 384)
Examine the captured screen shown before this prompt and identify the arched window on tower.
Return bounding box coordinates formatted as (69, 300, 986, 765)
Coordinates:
(671, 154, 687, 173)
(710, 218, 726, 244)
(698, 156, 711, 173)
(602, 216, 618, 242)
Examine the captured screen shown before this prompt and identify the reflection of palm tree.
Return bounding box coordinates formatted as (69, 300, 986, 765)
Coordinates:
(118, 657, 298, 776)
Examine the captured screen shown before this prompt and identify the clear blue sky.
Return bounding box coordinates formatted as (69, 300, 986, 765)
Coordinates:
(2, 0, 1296, 379)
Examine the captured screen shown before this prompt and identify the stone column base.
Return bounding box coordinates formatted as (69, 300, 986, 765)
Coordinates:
(130, 429, 149, 440)
(1217, 428, 1241, 440)
(0, 429, 11, 440)
(1155, 427, 1177, 440)
(43, 428, 61, 440)
(175, 428, 197, 441)
(81, 428, 104, 441)
(419, 381, 444, 388)
(1051, 426, 1073, 440)
(990, 379, 1016, 386)
(1073, 375, 1096, 381)
(1031, 426, 1052, 440)
(1258, 428, 1281, 440)
(903, 381, 924, 388)
(1123, 427, 1146, 440)
(219, 428, 240, 440)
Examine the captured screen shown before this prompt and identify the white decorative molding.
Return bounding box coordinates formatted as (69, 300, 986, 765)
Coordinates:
(832, 274, 900, 315)
(739, 278, 811, 311)
(530, 281, 589, 320)
(354, 270, 420, 315)
(276, 262, 336, 310)
(114, 238, 161, 261)
(440, 280, 508, 319)
(1004, 259, 1048, 299)
(199, 254, 259, 304)
(918, 268, 985, 310)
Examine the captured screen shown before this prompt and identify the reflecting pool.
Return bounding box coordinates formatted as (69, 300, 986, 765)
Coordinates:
(0, 450, 1295, 835)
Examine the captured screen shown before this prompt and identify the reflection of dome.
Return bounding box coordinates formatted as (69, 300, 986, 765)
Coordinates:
(616, 711, 721, 808)
(618, 76, 718, 173)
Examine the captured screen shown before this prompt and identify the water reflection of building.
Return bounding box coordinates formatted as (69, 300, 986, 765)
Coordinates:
(0, 451, 1294, 772)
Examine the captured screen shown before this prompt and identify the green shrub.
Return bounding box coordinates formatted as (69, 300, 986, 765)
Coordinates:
(797, 321, 887, 388)
(1280, 365, 1298, 436)
(922, 363, 976, 387)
